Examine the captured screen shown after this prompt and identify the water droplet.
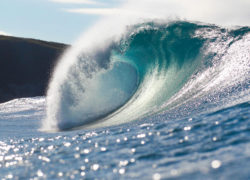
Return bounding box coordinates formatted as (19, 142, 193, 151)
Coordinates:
(48, 145, 54, 150)
(153, 173, 161, 180)
(92, 164, 99, 171)
(184, 126, 191, 131)
(100, 147, 107, 151)
(130, 158, 135, 163)
(38, 156, 50, 162)
(58, 172, 63, 177)
(74, 154, 80, 159)
(211, 160, 221, 169)
(37, 170, 44, 177)
(6, 174, 13, 179)
(64, 142, 71, 147)
(119, 160, 128, 167)
(137, 134, 146, 138)
(119, 168, 125, 174)
(39, 138, 45, 142)
(81, 149, 90, 154)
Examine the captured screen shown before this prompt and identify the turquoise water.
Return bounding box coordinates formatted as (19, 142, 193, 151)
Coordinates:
(0, 21, 249, 179)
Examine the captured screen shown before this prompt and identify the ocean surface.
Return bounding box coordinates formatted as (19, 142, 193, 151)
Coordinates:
(0, 21, 249, 179)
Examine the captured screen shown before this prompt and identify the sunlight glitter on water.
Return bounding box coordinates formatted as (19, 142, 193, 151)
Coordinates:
(0, 99, 249, 179)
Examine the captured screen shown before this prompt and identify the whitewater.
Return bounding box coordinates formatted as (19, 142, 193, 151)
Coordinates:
(0, 0, 250, 179)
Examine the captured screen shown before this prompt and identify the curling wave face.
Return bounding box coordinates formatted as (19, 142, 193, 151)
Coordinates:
(43, 21, 250, 131)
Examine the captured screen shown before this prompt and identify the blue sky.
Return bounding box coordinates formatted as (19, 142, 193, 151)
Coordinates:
(1, 0, 249, 44)
(0, 0, 123, 44)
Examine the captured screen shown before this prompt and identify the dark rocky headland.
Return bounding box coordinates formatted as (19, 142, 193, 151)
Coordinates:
(0, 35, 69, 103)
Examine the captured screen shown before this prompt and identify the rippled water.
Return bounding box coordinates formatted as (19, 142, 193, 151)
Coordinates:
(0, 97, 249, 179)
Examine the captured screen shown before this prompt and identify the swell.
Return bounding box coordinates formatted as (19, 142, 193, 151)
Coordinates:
(43, 21, 250, 131)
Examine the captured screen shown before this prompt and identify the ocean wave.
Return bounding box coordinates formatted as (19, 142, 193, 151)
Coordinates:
(43, 21, 250, 131)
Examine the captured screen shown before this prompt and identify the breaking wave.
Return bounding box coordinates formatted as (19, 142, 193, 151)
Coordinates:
(42, 21, 250, 131)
